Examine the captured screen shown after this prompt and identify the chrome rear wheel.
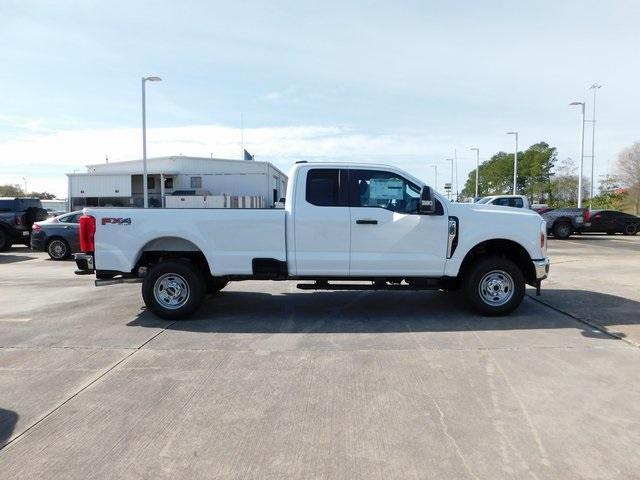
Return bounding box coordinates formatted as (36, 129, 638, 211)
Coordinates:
(153, 273, 191, 310)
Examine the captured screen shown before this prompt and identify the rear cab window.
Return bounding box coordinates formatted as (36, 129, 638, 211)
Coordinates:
(305, 169, 347, 206)
(0, 199, 15, 211)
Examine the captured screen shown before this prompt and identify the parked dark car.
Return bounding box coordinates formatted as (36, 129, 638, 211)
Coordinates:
(0, 197, 48, 251)
(30, 211, 82, 260)
(541, 208, 589, 239)
(580, 210, 639, 235)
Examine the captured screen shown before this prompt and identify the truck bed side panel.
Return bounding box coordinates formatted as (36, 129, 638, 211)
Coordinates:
(86, 208, 286, 275)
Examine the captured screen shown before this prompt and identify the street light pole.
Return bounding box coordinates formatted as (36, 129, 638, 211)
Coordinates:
(430, 165, 438, 192)
(470, 148, 480, 198)
(588, 83, 602, 209)
(570, 101, 586, 208)
(142, 76, 162, 208)
(506, 132, 518, 194)
(454, 149, 458, 201)
(446, 158, 454, 200)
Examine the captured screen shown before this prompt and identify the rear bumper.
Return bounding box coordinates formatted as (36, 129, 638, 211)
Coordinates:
(10, 226, 30, 242)
(532, 257, 550, 281)
(30, 232, 46, 251)
(73, 253, 94, 274)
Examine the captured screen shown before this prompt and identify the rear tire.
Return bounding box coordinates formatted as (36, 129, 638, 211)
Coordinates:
(47, 238, 70, 260)
(463, 256, 525, 316)
(0, 230, 11, 252)
(553, 221, 572, 239)
(142, 260, 205, 320)
(624, 223, 638, 235)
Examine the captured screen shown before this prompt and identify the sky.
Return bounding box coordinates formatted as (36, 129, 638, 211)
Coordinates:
(1, 0, 639, 197)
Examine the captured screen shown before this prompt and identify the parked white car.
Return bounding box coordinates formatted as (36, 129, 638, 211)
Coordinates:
(74, 162, 549, 318)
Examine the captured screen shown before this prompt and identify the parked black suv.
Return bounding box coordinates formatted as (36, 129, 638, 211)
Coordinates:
(0, 198, 48, 251)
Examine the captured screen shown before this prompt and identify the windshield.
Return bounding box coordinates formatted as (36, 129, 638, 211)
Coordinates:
(475, 197, 492, 204)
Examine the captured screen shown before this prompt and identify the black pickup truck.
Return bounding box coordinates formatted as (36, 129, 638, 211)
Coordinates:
(0, 198, 48, 251)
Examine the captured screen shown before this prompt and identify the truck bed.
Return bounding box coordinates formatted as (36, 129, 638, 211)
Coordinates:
(85, 208, 287, 275)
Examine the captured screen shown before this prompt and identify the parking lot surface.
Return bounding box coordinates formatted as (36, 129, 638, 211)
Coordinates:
(1, 236, 639, 479)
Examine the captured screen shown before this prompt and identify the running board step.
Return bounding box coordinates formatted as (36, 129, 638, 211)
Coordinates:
(296, 281, 440, 291)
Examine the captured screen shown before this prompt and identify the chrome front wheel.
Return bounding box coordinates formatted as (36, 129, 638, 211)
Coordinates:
(464, 256, 525, 316)
(478, 270, 515, 307)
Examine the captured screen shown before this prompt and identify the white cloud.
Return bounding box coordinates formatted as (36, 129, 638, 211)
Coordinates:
(0, 124, 461, 197)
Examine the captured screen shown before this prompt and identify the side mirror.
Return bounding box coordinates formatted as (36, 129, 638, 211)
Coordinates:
(420, 186, 436, 215)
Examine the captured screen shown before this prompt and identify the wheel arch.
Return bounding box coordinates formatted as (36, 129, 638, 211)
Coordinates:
(458, 238, 536, 286)
(134, 236, 213, 278)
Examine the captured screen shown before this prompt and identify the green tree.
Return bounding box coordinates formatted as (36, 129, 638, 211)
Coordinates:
(590, 175, 627, 210)
(0, 184, 23, 197)
(548, 157, 590, 208)
(28, 191, 57, 200)
(461, 142, 556, 201)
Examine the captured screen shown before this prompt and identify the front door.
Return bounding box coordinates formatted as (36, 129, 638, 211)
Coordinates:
(348, 169, 448, 276)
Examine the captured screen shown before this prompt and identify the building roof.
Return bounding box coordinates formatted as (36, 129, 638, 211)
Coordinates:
(74, 155, 287, 178)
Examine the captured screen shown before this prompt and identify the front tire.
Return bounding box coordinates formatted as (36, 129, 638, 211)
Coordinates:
(142, 260, 205, 320)
(553, 221, 572, 239)
(463, 256, 525, 316)
(47, 238, 70, 260)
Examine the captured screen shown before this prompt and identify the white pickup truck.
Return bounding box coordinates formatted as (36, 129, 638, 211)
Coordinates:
(74, 162, 549, 318)
(475, 195, 530, 209)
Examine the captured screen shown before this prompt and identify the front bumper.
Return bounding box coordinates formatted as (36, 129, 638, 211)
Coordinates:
(532, 257, 550, 281)
(73, 253, 94, 274)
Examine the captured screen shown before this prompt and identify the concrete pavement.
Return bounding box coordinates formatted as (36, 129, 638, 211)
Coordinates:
(0, 239, 639, 479)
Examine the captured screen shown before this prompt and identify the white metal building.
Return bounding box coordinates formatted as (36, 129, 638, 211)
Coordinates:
(66, 156, 288, 210)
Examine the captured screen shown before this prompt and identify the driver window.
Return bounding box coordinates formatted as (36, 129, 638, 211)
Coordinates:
(349, 169, 421, 214)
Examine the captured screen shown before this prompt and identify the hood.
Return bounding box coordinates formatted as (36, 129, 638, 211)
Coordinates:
(449, 202, 541, 219)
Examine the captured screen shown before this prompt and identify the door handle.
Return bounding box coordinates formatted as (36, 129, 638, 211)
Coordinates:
(356, 219, 378, 225)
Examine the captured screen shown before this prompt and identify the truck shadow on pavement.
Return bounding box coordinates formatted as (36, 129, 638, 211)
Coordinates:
(0, 408, 18, 449)
(128, 288, 639, 341)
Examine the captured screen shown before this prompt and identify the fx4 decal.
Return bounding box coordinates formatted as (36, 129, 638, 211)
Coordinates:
(101, 217, 132, 225)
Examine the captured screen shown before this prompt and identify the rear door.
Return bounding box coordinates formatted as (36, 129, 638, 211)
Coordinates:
(348, 169, 448, 276)
(293, 168, 351, 275)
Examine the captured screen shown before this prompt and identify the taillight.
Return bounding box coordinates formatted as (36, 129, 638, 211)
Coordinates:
(32, 223, 41, 233)
(585, 209, 591, 222)
(79, 215, 96, 252)
(15, 215, 23, 226)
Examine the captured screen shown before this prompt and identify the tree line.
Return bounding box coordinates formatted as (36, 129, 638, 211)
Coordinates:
(460, 141, 640, 213)
(0, 184, 57, 199)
